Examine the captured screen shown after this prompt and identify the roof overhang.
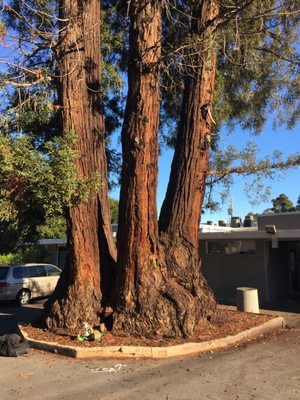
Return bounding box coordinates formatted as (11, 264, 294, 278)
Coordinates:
(199, 229, 300, 240)
(37, 238, 67, 245)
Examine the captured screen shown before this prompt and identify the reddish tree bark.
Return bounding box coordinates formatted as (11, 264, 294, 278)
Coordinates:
(43, 0, 116, 331)
(112, 0, 169, 337)
(159, 0, 219, 324)
(113, 0, 217, 339)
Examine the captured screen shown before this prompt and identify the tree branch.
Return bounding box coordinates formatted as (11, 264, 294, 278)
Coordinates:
(207, 156, 300, 183)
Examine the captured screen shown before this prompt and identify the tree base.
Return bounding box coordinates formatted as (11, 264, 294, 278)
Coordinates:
(42, 275, 102, 332)
(112, 235, 217, 339)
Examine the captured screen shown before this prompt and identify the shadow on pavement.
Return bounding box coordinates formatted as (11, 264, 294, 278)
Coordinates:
(0, 302, 44, 335)
(261, 298, 300, 314)
(0, 314, 21, 335)
(220, 297, 300, 315)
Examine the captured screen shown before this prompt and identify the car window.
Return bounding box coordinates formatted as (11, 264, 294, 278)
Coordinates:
(12, 267, 30, 279)
(0, 267, 9, 280)
(29, 265, 47, 278)
(45, 265, 61, 276)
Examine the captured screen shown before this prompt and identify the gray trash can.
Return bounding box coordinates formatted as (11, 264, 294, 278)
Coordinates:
(236, 287, 259, 313)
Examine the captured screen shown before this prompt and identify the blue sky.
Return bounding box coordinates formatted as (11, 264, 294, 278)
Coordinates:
(202, 120, 300, 222)
(110, 119, 300, 223)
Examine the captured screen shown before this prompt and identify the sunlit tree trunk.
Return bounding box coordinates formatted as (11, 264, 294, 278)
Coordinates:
(43, 0, 116, 331)
(113, 0, 217, 339)
(159, 0, 219, 325)
(112, 0, 169, 337)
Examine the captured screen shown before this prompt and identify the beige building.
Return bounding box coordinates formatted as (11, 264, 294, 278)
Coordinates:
(200, 212, 300, 304)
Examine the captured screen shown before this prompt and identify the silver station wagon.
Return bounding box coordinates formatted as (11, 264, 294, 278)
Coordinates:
(0, 263, 61, 306)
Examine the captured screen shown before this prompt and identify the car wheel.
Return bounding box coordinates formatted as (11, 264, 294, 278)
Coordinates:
(16, 289, 31, 306)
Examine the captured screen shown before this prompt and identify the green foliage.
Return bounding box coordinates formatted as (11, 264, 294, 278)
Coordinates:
(0, 251, 24, 265)
(271, 193, 295, 213)
(215, 1, 299, 133)
(0, 246, 49, 265)
(0, 131, 99, 216)
(0, 87, 59, 145)
(0, 131, 98, 251)
(109, 197, 119, 224)
(0, 0, 123, 189)
(43, 132, 102, 210)
(101, 6, 125, 97)
(161, 1, 300, 135)
(37, 215, 67, 239)
(160, 1, 300, 210)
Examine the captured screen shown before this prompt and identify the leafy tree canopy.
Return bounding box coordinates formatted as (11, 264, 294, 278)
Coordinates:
(0, 0, 300, 218)
(109, 197, 119, 224)
(37, 215, 67, 239)
(0, 0, 123, 185)
(159, 0, 300, 209)
(271, 193, 295, 213)
(0, 131, 97, 252)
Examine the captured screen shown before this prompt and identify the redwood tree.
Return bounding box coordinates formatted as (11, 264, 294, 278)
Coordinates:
(112, 0, 167, 337)
(158, 0, 219, 330)
(112, 0, 215, 339)
(43, 0, 116, 331)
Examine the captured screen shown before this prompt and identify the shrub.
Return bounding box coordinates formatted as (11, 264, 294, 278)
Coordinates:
(0, 247, 49, 265)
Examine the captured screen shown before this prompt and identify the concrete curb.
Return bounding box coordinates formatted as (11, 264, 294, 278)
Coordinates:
(20, 316, 285, 359)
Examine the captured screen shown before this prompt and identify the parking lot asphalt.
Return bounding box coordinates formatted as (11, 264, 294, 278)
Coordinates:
(0, 327, 300, 400)
(1, 299, 300, 400)
(0, 299, 44, 335)
(1, 298, 300, 337)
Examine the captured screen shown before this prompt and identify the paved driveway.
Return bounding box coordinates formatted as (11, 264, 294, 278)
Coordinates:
(1, 301, 300, 399)
(0, 299, 44, 335)
(0, 329, 299, 400)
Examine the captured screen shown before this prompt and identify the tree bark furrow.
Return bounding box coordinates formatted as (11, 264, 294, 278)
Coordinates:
(43, 0, 116, 331)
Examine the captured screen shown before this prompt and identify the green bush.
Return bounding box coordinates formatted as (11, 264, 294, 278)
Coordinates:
(0, 247, 49, 265)
(0, 251, 23, 264)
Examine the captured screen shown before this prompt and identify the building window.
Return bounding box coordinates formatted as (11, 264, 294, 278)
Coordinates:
(207, 240, 256, 255)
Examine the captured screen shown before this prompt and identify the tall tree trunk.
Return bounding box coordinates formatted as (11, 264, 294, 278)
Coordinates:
(113, 0, 214, 339)
(159, 0, 219, 323)
(43, 0, 116, 331)
(112, 0, 168, 338)
(113, 0, 219, 339)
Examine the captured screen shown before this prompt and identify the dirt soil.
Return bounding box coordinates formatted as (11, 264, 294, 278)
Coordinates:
(21, 306, 274, 348)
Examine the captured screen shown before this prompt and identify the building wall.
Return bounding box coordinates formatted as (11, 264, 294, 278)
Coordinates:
(37, 244, 67, 269)
(42, 244, 59, 266)
(200, 240, 267, 304)
(266, 241, 300, 302)
(258, 212, 300, 231)
(289, 242, 300, 294)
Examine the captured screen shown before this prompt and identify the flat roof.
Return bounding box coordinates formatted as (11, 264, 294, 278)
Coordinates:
(38, 238, 67, 245)
(199, 228, 300, 240)
(258, 211, 300, 217)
